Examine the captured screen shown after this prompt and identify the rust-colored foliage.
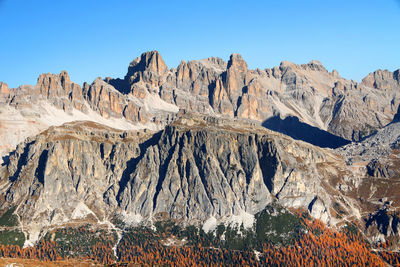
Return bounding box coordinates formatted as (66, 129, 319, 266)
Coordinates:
(0, 219, 398, 266)
(259, 219, 386, 266)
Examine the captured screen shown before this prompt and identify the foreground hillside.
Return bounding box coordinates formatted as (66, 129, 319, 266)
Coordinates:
(0, 212, 397, 266)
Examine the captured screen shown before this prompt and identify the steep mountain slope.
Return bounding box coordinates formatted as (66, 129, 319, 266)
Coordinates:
(3, 112, 399, 248)
(336, 119, 400, 244)
(0, 114, 360, 244)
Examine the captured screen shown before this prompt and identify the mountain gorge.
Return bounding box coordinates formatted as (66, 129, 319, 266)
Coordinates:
(0, 51, 400, 265)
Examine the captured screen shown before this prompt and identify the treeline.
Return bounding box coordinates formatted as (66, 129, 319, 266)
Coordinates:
(0, 218, 398, 266)
(259, 219, 387, 266)
(0, 240, 59, 261)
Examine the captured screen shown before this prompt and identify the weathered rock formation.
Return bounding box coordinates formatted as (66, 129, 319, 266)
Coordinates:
(108, 51, 400, 142)
(0, 82, 8, 95)
(0, 114, 356, 237)
(1, 111, 400, 245)
(1, 51, 400, 246)
(2, 51, 400, 161)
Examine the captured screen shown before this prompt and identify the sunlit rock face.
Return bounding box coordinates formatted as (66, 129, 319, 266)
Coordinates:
(0, 115, 347, 231)
(1, 51, 400, 245)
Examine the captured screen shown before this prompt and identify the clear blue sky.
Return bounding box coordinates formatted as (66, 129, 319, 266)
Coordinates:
(1, 0, 399, 88)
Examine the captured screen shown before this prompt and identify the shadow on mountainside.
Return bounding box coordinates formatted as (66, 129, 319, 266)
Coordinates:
(262, 116, 350, 149)
(358, 104, 400, 143)
(105, 78, 131, 94)
(116, 131, 163, 204)
(390, 104, 400, 124)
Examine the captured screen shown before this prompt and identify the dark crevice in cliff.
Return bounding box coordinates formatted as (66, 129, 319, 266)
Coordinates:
(257, 140, 278, 193)
(276, 169, 293, 199)
(239, 144, 256, 185)
(105, 78, 131, 94)
(35, 149, 48, 185)
(208, 81, 216, 107)
(9, 141, 35, 183)
(152, 128, 181, 210)
(308, 196, 318, 212)
(153, 143, 176, 211)
(117, 131, 162, 204)
(193, 144, 214, 210)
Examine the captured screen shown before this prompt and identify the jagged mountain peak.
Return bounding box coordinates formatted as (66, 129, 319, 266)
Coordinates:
(227, 53, 248, 72)
(305, 59, 328, 72)
(126, 50, 168, 79)
(279, 60, 296, 68)
(2, 50, 400, 165)
(36, 70, 72, 88)
(0, 81, 8, 94)
(361, 68, 400, 90)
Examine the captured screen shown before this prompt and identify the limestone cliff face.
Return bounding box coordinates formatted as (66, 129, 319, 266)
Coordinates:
(7, 71, 165, 124)
(36, 71, 88, 113)
(362, 69, 400, 90)
(2, 113, 400, 244)
(0, 122, 143, 226)
(126, 50, 168, 86)
(0, 115, 349, 232)
(109, 51, 400, 142)
(2, 51, 400, 161)
(0, 82, 9, 95)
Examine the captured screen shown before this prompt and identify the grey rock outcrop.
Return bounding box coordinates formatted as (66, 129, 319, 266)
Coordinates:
(1, 113, 400, 244)
(362, 69, 400, 90)
(0, 114, 348, 232)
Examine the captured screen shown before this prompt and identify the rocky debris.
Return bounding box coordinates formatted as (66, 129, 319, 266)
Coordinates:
(336, 120, 400, 180)
(337, 121, 400, 164)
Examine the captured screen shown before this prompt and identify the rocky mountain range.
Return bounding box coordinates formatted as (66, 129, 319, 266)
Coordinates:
(0, 51, 399, 250)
